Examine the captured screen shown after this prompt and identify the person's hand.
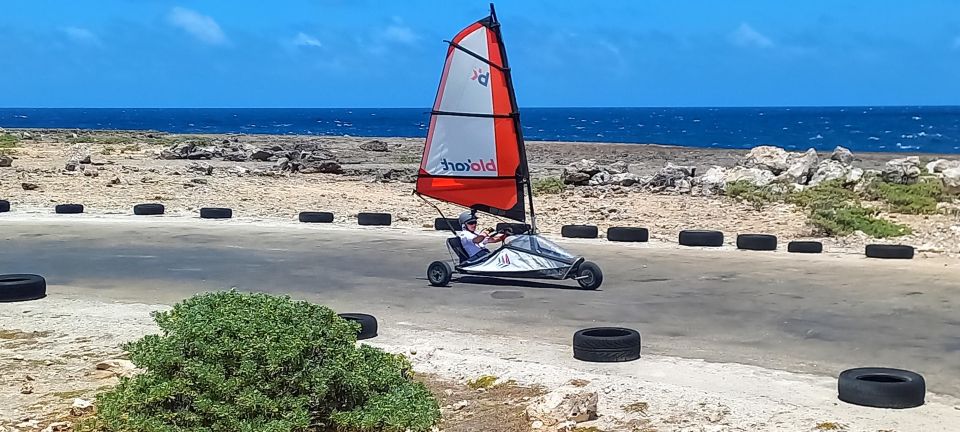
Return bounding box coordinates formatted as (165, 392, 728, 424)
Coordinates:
(483, 227, 494, 234)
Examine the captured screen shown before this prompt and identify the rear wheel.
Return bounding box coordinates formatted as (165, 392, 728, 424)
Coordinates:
(576, 261, 603, 290)
(427, 261, 452, 287)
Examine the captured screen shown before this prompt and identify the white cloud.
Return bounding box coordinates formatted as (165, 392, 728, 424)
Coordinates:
(293, 32, 322, 48)
(730, 23, 773, 48)
(62, 27, 101, 46)
(168, 7, 227, 45)
(382, 17, 418, 45)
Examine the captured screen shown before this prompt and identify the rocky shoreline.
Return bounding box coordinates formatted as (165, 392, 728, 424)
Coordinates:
(1, 128, 959, 256)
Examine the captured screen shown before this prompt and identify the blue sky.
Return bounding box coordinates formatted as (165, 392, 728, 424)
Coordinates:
(2, 0, 959, 108)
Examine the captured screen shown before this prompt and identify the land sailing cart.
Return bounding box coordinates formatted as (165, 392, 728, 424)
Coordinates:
(415, 4, 603, 290)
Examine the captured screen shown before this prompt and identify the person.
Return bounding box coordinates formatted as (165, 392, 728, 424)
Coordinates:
(457, 211, 507, 262)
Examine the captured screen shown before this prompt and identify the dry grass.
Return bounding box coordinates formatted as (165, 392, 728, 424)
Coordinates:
(419, 373, 544, 432)
(814, 421, 847, 431)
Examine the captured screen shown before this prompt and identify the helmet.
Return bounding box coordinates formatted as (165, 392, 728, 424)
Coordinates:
(457, 210, 477, 226)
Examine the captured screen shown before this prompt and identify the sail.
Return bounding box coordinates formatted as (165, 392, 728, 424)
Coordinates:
(415, 8, 528, 222)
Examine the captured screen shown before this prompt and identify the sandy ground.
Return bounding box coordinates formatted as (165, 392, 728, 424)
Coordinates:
(2, 294, 959, 432)
(2, 130, 958, 258)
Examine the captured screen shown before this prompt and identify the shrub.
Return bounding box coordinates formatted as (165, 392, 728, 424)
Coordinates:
(101, 146, 115, 155)
(0, 133, 18, 149)
(863, 178, 946, 215)
(532, 177, 565, 195)
(724, 181, 786, 210)
(81, 291, 440, 432)
(788, 180, 910, 238)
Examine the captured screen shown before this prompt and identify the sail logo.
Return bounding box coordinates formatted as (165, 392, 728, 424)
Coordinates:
(497, 252, 511, 267)
(440, 158, 497, 172)
(471, 67, 489, 87)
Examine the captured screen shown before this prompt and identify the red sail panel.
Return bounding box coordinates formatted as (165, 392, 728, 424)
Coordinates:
(416, 14, 526, 221)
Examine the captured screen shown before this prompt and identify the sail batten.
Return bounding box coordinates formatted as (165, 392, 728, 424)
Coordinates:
(415, 6, 528, 223)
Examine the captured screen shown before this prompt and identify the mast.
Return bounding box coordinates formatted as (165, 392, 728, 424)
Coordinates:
(488, 3, 537, 234)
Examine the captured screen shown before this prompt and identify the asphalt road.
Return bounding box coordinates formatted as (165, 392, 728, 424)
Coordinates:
(2, 217, 959, 395)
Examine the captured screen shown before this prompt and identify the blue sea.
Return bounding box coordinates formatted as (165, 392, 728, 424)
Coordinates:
(1, 106, 959, 154)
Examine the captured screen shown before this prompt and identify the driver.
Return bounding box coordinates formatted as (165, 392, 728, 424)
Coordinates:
(457, 211, 507, 261)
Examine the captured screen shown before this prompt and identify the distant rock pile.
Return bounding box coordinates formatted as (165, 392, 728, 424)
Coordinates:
(558, 144, 960, 197)
(157, 139, 343, 174)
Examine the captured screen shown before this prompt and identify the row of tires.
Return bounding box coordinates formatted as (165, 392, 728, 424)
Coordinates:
(0, 274, 925, 410)
(0, 200, 394, 225)
(1, 200, 914, 259)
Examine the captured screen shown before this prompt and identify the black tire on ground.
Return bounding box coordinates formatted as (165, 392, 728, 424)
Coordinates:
(0, 200, 9, 213)
(562, 224, 599, 239)
(576, 261, 603, 290)
(55, 204, 84, 214)
(0, 274, 46, 302)
(427, 261, 453, 287)
(736, 234, 778, 251)
(200, 207, 232, 219)
(678, 230, 724, 247)
(299, 211, 334, 223)
(434, 218, 460, 231)
(788, 241, 823, 254)
(865, 244, 914, 259)
(338, 313, 378, 340)
(358, 212, 391, 226)
(606, 227, 649, 242)
(573, 327, 641, 363)
(838, 367, 925, 409)
(133, 203, 165, 216)
(496, 223, 530, 235)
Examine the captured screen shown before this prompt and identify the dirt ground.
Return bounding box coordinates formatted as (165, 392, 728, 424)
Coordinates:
(3, 294, 959, 432)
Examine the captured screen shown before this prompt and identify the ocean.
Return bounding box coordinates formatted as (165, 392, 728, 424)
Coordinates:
(1, 106, 958, 154)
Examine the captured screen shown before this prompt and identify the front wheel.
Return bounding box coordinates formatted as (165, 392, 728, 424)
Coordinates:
(576, 261, 603, 290)
(427, 261, 452, 286)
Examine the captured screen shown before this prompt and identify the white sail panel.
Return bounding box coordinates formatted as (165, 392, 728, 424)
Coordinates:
(436, 27, 493, 115)
(424, 115, 497, 176)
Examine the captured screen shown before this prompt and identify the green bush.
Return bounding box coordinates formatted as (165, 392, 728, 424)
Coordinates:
(532, 176, 565, 195)
(0, 133, 18, 149)
(863, 178, 946, 214)
(82, 291, 440, 432)
(809, 204, 911, 237)
(724, 181, 786, 210)
(787, 180, 910, 238)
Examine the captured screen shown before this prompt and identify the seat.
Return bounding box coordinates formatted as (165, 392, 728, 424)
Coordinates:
(446, 237, 470, 263)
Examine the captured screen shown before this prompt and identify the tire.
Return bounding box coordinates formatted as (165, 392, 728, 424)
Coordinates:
(576, 261, 603, 290)
(0, 274, 46, 302)
(427, 261, 452, 287)
(679, 230, 724, 247)
(573, 327, 641, 363)
(55, 204, 84, 214)
(133, 203, 165, 216)
(607, 227, 648, 242)
(496, 223, 530, 235)
(338, 313, 378, 340)
(736, 234, 777, 251)
(788, 241, 823, 254)
(299, 211, 334, 223)
(562, 224, 599, 239)
(0, 200, 9, 213)
(865, 244, 914, 259)
(434, 218, 459, 231)
(200, 207, 232, 219)
(358, 212, 391, 226)
(838, 367, 925, 409)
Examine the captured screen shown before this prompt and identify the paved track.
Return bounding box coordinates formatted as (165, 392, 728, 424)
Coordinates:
(2, 217, 958, 395)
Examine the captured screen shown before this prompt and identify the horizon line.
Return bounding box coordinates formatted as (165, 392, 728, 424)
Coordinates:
(2, 105, 960, 110)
